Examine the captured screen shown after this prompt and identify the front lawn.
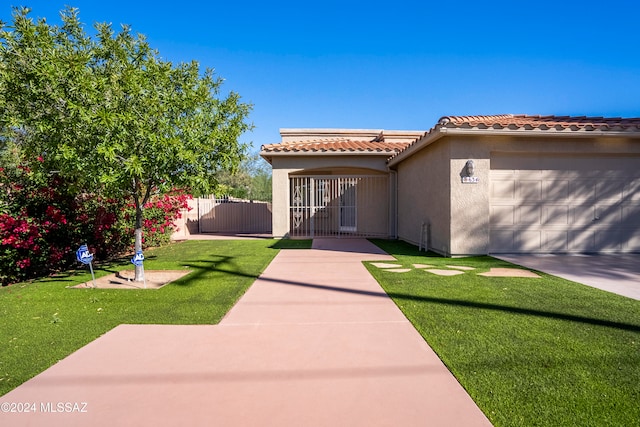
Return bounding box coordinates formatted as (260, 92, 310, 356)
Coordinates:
(367, 239, 640, 427)
(0, 239, 306, 397)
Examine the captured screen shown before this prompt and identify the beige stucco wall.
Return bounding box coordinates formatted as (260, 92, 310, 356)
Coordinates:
(355, 176, 389, 236)
(270, 155, 391, 238)
(395, 133, 640, 256)
(449, 137, 491, 255)
(395, 139, 452, 255)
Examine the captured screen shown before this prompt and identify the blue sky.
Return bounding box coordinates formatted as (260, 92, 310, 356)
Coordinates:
(3, 1, 640, 153)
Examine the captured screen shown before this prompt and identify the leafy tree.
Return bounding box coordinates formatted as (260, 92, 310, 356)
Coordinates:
(215, 153, 272, 201)
(0, 7, 252, 281)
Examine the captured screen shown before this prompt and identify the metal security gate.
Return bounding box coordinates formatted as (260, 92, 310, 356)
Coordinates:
(289, 175, 389, 238)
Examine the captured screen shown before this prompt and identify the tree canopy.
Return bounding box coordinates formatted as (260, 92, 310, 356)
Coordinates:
(0, 7, 252, 280)
(1, 6, 252, 197)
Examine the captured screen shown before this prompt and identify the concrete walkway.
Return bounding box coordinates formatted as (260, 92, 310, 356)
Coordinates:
(1, 238, 492, 426)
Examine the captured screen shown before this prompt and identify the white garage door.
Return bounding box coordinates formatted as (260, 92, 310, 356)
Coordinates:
(490, 154, 640, 253)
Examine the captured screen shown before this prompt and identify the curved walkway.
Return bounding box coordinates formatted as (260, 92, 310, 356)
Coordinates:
(1, 238, 491, 426)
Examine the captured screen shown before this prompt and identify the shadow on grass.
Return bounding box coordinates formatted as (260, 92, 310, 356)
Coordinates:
(171, 254, 261, 287)
(216, 264, 640, 333)
(269, 239, 313, 250)
(368, 239, 442, 257)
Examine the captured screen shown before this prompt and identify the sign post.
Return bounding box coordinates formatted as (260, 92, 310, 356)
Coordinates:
(131, 250, 146, 288)
(76, 244, 96, 288)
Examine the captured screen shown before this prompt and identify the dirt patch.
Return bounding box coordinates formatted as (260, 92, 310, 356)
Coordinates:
(478, 268, 540, 278)
(68, 270, 192, 289)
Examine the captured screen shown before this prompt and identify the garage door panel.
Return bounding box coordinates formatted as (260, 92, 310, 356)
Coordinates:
(571, 204, 597, 225)
(594, 203, 623, 224)
(594, 230, 624, 252)
(569, 231, 595, 252)
(627, 180, 640, 201)
(568, 180, 596, 200)
(517, 205, 541, 225)
(544, 179, 569, 200)
(624, 231, 640, 251)
(596, 180, 625, 201)
(491, 179, 515, 199)
(490, 230, 516, 252)
(490, 154, 639, 254)
(542, 230, 568, 252)
(542, 205, 569, 225)
(622, 205, 640, 226)
(491, 205, 515, 225)
(518, 230, 542, 252)
(517, 180, 542, 200)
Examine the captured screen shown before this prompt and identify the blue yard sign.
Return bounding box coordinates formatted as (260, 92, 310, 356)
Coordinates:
(76, 244, 93, 265)
(131, 251, 144, 267)
(130, 250, 147, 288)
(76, 244, 96, 288)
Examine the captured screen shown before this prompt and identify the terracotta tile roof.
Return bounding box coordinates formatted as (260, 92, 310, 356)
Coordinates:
(263, 115, 640, 164)
(388, 114, 640, 165)
(438, 114, 640, 131)
(261, 138, 411, 154)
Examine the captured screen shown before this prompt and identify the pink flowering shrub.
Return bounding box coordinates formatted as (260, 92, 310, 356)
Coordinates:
(0, 164, 191, 286)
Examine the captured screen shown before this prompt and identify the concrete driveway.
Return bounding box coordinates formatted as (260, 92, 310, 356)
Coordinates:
(495, 254, 640, 300)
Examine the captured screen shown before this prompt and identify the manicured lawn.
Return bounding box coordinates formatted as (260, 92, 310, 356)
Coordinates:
(366, 239, 640, 427)
(0, 239, 310, 397)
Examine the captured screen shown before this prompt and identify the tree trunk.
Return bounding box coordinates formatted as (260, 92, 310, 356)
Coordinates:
(134, 206, 145, 283)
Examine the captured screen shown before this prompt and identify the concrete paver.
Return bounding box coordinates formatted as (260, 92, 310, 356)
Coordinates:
(1, 238, 492, 426)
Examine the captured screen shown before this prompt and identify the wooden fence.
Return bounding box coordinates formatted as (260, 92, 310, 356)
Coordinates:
(172, 197, 272, 239)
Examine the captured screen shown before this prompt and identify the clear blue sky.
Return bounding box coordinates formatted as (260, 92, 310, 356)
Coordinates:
(3, 1, 640, 154)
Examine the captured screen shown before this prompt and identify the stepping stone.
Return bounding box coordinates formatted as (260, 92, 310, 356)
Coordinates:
(413, 264, 434, 269)
(386, 268, 412, 273)
(446, 265, 476, 271)
(425, 269, 465, 276)
(478, 268, 540, 278)
(371, 263, 403, 269)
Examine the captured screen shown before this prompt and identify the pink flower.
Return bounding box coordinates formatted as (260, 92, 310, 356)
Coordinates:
(17, 258, 31, 269)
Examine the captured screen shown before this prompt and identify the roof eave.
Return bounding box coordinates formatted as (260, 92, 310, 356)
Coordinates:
(387, 128, 446, 167)
(438, 127, 640, 137)
(259, 153, 273, 165)
(387, 126, 640, 167)
(260, 150, 401, 159)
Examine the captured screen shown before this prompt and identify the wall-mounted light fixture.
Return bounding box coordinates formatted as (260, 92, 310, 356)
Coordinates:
(461, 159, 479, 183)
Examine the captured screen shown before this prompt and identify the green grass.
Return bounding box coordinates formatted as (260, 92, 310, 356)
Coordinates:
(0, 239, 312, 397)
(366, 239, 640, 427)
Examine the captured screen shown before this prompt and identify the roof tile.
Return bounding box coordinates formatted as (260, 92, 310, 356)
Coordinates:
(263, 115, 640, 161)
(439, 114, 640, 131)
(261, 138, 411, 154)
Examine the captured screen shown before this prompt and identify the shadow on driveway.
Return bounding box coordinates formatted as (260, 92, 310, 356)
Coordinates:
(495, 254, 640, 300)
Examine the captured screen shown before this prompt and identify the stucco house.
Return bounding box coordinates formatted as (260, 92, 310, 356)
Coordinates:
(260, 115, 640, 256)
